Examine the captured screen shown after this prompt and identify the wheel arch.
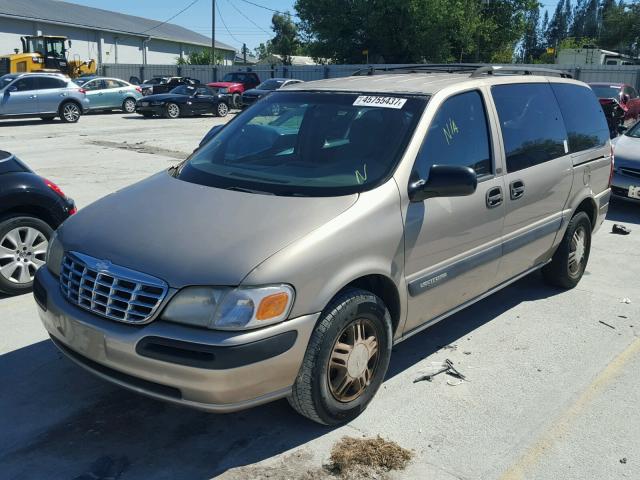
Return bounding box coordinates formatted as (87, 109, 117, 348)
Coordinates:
(0, 204, 59, 229)
(573, 196, 598, 231)
(58, 98, 82, 113)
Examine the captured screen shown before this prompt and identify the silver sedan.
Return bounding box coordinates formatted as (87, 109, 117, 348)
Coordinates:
(612, 121, 640, 202)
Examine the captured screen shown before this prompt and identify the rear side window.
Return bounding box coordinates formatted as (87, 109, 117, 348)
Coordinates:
(550, 83, 609, 153)
(492, 83, 567, 173)
(414, 90, 492, 178)
(38, 77, 66, 90)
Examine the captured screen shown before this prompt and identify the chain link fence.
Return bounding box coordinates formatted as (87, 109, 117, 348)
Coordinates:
(100, 63, 640, 89)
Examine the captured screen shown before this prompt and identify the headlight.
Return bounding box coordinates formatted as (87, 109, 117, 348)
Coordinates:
(161, 284, 295, 331)
(46, 231, 64, 277)
(219, 88, 228, 94)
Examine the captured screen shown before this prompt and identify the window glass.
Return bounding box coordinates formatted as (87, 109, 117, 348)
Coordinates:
(492, 83, 568, 173)
(38, 77, 66, 90)
(105, 79, 122, 89)
(12, 77, 38, 92)
(178, 92, 426, 196)
(550, 83, 609, 152)
(589, 84, 621, 99)
(414, 90, 492, 179)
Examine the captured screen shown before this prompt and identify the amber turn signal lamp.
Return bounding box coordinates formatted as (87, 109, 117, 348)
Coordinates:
(256, 292, 290, 320)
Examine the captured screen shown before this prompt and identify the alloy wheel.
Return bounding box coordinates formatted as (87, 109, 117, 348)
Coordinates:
(217, 102, 229, 117)
(568, 226, 586, 276)
(328, 318, 380, 403)
(63, 103, 80, 122)
(0, 226, 48, 284)
(124, 99, 136, 113)
(167, 103, 180, 118)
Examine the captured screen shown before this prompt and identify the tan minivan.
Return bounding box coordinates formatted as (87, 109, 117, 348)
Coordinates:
(36, 65, 612, 425)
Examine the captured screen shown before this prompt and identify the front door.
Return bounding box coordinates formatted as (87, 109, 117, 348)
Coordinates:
(0, 77, 39, 115)
(83, 79, 108, 109)
(403, 89, 506, 333)
(489, 82, 573, 282)
(103, 79, 126, 109)
(191, 87, 216, 114)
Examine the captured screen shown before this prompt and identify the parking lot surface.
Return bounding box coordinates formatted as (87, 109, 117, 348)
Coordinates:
(1, 113, 639, 480)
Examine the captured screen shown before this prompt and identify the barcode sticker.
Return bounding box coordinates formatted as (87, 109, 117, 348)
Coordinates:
(353, 96, 407, 109)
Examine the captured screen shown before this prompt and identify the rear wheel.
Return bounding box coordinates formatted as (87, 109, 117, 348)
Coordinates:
(59, 102, 81, 123)
(288, 289, 392, 425)
(542, 211, 591, 289)
(0, 216, 52, 295)
(216, 102, 229, 117)
(164, 103, 180, 119)
(122, 98, 137, 113)
(231, 93, 240, 109)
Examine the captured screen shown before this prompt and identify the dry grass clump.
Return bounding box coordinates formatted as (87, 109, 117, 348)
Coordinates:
(328, 436, 412, 476)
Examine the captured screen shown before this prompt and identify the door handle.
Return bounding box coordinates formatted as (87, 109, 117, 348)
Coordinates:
(486, 186, 503, 208)
(510, 180, 525, 200)
(29, 95, 37, 99)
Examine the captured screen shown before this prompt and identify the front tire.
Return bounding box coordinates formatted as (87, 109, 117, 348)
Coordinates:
(288, 289, 392, 425)
(59, 102, 81, 123)
(122, 98, 137, 113)
(542, 211, 592, 289)
(164, 103, 181, 119)
(0, 216, 53, 295)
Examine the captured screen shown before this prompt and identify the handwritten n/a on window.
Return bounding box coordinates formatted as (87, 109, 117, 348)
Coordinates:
(443, 118, 460, 145)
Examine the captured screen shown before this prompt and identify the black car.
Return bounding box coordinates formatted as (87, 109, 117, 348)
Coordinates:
(136, 85, 230, 118)
(241, 78, 303, 108)
(0, 151, 75, 295)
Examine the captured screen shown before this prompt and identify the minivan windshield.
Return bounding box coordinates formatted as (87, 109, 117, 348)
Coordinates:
(177, 92, 427, 196)
(626, 121, 640, 138)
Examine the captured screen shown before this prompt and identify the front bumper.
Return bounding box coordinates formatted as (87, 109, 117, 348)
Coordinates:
(135, 104, 165, 116)
(35, 267, 318, 412)
(611, 170, 640, 202)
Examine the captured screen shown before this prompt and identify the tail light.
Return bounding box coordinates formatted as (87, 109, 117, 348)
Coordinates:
(44, 178, 68, 200)
(135, 86, 142, 93)
(608, 143, 615, 188)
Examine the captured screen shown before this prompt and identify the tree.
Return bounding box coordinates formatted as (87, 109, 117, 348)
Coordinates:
(177, 49, 225, 65)
(600, 1, 640, 57)
(545, 0, 571, 48)
(294, 0, 534, 64)
(519, 2, 542, 62)
(270, 12, 300, 65)
(254, 42, 273, 61)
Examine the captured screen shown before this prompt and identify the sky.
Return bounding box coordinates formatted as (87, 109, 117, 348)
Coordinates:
(74, 0, 297, 53)
(74, 0, 562, 54)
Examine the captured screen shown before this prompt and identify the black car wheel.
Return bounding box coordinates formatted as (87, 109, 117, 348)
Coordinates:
(164, 103, 181, 119)
(216, 102, 229, 117)
(122, 98, 137, 113)
(59, 102, 81, 123)
(0, 215, 53, 295)
(288, 288, 392, 425)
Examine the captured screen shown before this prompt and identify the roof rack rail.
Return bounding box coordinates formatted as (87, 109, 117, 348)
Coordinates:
(470, 65, 573, 78)
(351, 64, 484, 76)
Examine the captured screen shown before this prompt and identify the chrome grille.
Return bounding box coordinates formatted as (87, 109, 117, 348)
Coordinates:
(60, 252, 168, 324)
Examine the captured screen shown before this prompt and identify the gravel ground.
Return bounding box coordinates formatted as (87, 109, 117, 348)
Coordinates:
(0, 112, 639, 480)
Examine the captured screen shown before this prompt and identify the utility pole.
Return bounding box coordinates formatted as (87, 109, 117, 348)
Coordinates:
(211, 0, 217, 80)
(243, 43, 247, 65)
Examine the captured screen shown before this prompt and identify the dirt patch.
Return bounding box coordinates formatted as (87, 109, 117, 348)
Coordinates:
(327, 436, 413, 478)
(90, 140, 189, 159)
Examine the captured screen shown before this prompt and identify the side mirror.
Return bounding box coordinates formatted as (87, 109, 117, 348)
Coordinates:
(409, 165, 478, 202)
(198, 124, 224, 148)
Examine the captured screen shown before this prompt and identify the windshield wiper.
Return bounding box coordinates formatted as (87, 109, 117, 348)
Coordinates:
(225, 186, 275, 195)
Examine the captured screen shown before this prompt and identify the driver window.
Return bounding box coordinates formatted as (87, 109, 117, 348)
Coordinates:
(414, 90, 492, 179)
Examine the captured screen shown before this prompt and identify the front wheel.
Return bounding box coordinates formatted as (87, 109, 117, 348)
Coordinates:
(59, 102, 81, 123)
(288, 289, 392, 425)
(164, 102, 181, 119)
(0, 216, 53, 295)
(216, 102, 229, 117)
(122, 98, 137, 113)
(542, 211, 592, 289)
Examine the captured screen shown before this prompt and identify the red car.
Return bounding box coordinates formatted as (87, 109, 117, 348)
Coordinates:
(208, 72, 261, 108)
(589, 82, 640, 124)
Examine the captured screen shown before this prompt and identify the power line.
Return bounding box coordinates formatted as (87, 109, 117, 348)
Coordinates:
(216, 0, 243, 46)
(139, 0, 202, 34)
(226, 0, 271, 34)
(237, 0, 295, 16)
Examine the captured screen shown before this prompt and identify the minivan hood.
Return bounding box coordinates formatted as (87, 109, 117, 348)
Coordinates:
(59, 172, 358, 287)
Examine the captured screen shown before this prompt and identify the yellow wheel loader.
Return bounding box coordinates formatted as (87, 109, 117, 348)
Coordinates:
(0, 36, 97, 78)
